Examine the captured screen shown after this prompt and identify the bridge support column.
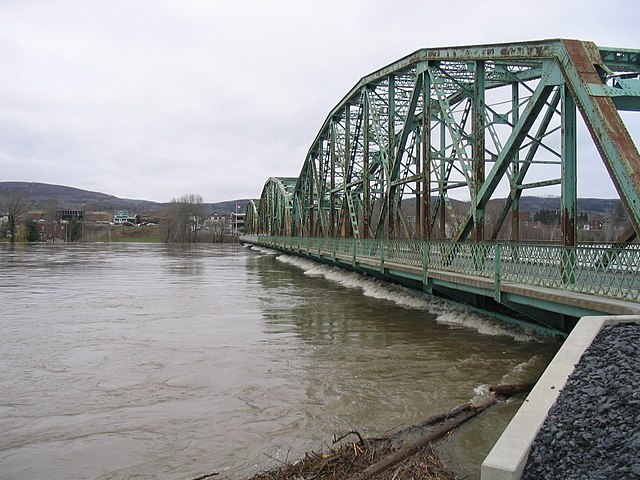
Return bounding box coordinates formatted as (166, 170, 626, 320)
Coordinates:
(562, 83, 577, 284)
(511, 81, 521, 242)
(562, 84, 577, 247)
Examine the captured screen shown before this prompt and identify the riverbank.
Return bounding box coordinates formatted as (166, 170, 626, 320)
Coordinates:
(482, 315, 640, 479)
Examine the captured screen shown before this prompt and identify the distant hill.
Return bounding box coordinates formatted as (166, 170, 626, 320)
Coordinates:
(0, 181, 622, 218)
(517, 196, 620, 217)
(0, 182, 250, 215)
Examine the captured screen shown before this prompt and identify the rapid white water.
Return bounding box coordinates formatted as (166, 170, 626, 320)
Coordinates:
(274, 253, 540, 342)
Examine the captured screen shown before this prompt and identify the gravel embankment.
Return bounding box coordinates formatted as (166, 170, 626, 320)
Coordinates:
(522, 322, 640, 479)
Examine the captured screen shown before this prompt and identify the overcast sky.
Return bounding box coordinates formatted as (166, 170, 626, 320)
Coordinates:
(1, 0, 638, 203)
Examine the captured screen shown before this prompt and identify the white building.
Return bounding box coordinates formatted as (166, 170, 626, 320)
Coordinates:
(113, 210, 137, 225)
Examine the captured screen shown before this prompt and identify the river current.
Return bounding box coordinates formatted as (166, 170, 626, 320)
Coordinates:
(0, 243, 560, 479)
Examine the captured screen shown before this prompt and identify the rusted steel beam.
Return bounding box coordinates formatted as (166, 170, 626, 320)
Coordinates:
(560, 39, 640, 240)
(472, 60, 486, 242)
(561, 84, 577, 247)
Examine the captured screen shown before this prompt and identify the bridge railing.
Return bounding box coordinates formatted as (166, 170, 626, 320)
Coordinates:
(242, 235, 640, 303)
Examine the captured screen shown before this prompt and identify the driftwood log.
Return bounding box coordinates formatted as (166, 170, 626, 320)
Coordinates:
(190, 473, 219, 480)
(346, 383, 534, 480)
(347, 397, 497, 480)
(489, 383, 534, 396)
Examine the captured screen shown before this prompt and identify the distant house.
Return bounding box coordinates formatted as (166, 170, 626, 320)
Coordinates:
(113, 210, 137, 225)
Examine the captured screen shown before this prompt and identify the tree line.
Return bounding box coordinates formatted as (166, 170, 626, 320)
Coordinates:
(533, 209, 589, 225)
(0, 190, 235, 243)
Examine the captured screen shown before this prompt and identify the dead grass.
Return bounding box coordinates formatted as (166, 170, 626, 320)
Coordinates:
(246, 441, 456, 480)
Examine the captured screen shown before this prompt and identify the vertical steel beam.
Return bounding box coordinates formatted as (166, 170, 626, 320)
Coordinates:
(561, 83, 577, 246)
(511, 81, 520, 241)
(422, 69, 432, 240)
(439, 119, 446, 238)
(363, 90, 371, 239)
(415, 130, 421, 238)
(387, 75, 396, 238)
(330, 122, 336, 237)
(472, 60, 486, 242)
(316, 141, 326, 236)
(309, 162, 315, 236)
(344, 104, 352, 238)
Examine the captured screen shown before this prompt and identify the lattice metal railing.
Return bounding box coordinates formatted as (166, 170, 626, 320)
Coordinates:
(355, 239, 384, 260)
(245, 236, 640, 303)
(500, 244, 640, 301)
(425, 242, 497, 278)
(385, 240, 423, 267)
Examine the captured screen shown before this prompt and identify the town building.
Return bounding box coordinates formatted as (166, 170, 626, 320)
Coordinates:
(113, 210, 137, 225)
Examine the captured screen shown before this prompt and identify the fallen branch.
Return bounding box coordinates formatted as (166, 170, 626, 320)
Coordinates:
(383, 401, 473, 442)
(347, 397, 497, 480)
(333, 430, 365, 446)
(190, 472, 219, 480)
(489, 383, 534, 397)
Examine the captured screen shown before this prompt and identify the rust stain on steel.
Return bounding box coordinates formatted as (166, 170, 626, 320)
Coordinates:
(562, 207, 576, 246)
(561, 40, 640, 231)
(498, 45, 555, 58)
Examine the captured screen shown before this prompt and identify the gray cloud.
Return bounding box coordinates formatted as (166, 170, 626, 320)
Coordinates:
(1, 0, 638, 202)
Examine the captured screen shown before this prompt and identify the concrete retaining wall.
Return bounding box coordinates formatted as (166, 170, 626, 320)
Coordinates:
(481, 314, 640, 480)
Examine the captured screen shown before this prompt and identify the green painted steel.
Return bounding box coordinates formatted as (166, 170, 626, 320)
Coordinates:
(246, 40, 640, 245)
(246, 39, 640, 329)
(250, 39, 640, 244)
(244, 199, 259, 235)
(257, 177, 297, 236)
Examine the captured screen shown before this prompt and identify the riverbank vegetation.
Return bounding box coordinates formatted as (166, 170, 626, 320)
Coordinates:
(0, 189, 244, 244)
(246, 443, 456, 480)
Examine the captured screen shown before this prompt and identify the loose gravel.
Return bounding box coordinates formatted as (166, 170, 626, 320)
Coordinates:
(522, 322, 640, 479)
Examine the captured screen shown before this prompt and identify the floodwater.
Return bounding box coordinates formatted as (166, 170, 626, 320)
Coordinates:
(0, 242, 560, 479)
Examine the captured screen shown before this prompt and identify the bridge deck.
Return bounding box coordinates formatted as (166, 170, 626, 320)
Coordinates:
(242, 235, 640, 333)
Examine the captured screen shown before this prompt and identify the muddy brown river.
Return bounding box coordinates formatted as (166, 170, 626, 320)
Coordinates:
(0, 242, 560, 479)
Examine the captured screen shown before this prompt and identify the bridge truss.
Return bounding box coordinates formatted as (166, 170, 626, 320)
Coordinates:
(256, 177, 297, 236)
(250, 39, 640, 245)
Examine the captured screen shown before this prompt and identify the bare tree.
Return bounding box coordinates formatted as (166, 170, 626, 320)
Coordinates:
(164, 193, 206, 243)
(206, 214, 227, 243)
(1, 191, 27, 243)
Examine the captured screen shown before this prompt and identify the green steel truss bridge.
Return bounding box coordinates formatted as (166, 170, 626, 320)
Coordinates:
(241, 39, 640, 334)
